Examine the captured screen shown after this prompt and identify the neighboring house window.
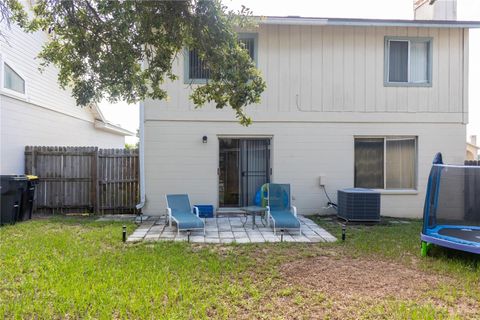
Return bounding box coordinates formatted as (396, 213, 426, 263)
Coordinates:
(3, 63, 26, 94)
(385, 37, 432, 86)
(354, 137, 417, 190)
(185, 33, 257, 83)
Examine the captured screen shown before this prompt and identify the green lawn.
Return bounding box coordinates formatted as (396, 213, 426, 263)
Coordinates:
(0, 216, 479, 319)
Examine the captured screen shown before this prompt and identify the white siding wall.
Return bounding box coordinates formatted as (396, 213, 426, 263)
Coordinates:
(147, 25, 468, 124)
(143, 24, 468, 218)
(0, 96, 125, 174)
(0, 18, 126, 174)
(1, 23, 92, 121)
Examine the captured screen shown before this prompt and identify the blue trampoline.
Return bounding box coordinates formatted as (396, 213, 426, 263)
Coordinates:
(421, 153, 480, 256)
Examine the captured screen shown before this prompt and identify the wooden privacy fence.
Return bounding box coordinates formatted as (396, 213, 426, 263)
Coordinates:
(25, 146, 139, 214)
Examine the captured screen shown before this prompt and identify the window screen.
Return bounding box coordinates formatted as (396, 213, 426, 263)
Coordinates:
(386, 139, 416, 189)
(354, 138, 384, 189)
(188, 49, 210, 80)
(410, 41, 429, 83)
(388, 41, 409, 82)
(4, 63, 25, 94)
(187, 35, 256, 81)
(239, 37, 255, 60)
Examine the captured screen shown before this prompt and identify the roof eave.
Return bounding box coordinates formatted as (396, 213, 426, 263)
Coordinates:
(94, 120, 135, 136)
(259, 16, 480, 28)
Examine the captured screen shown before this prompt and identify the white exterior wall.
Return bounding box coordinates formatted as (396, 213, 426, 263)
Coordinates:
(0, 96, 125, 174)
(0, 13, 126, 174)
(143, 24, 469, 218)
(1, 23, 92, 122)
(144, 121, 465, 218)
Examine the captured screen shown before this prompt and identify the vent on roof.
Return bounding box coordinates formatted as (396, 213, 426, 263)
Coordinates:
(337, 188, 381, 222)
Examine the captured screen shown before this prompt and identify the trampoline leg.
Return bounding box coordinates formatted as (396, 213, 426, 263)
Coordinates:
(421, 241, 429, 257)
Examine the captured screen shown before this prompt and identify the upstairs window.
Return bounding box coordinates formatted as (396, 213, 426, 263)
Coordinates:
(188, 48, 210, 80)
(185, 33, 257, 83)
(354, 137, 417, 190)
(385, 37, 432, 86)
(3, 63, 25, 94)
(238, 36, 256, 61)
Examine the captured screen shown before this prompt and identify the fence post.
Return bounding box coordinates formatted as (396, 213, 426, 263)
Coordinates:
(31, 147, 36, 175)
(92, 147, 99, 214)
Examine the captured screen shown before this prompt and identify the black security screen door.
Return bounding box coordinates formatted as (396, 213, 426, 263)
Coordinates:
(219, 138, 270, 207)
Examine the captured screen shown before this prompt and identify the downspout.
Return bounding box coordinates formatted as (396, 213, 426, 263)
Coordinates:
(136, 100, 146, 211)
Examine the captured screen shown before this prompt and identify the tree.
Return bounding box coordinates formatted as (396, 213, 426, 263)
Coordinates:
(0, 0, 27, 39)
(125, 129, 140, 149)
(16, 0, 266, 125)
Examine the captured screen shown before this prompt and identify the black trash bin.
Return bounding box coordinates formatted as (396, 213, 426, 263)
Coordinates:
(18, 175, 39, 222)
(0, 175, 28, 225)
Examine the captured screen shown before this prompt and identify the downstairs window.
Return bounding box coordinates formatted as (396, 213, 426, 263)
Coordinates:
(354, 137, 417, 190)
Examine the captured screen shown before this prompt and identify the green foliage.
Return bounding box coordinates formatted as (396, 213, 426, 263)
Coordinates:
(17, 0, 265, 125)
(124, 143, 138, 150)
(0, 0, 28, 33)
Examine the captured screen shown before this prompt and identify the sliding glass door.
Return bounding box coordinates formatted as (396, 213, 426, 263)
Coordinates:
(219, 138, 270, 207)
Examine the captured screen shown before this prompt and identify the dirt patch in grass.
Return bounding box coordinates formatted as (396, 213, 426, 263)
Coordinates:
(239, 254, 479, 319)
(281, 255, 443, 301)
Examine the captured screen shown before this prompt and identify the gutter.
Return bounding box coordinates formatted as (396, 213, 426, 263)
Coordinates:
(94, 120, 135, 136)
(136, 100, 146, 211)
(258, 16, 480, 28)
(91, 102, 134, 136)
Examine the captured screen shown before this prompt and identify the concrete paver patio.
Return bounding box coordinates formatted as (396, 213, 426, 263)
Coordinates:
(127, 215, 337, 243)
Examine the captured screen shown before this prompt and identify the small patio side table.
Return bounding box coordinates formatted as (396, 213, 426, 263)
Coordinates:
(241, 206, 268, 229)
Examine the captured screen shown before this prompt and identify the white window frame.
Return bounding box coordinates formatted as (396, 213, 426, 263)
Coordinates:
(0, 56, 28, 100)
(354, 136, 418, 192)
(384, 37, 433, 87)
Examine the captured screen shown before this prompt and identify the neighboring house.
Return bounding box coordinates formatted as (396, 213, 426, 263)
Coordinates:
(140, 8, 479, 218)
(415, 0, 458, 20)
(415, 0, 480, 21)
(466, 135, 479, 160)
(0, 2, 133, 174)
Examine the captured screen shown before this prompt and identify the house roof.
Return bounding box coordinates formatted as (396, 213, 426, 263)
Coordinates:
(90, 103, 135, 136)
(259, 16, 480, 28)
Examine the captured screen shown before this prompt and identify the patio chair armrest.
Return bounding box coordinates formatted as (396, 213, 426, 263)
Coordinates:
(291, 206, 297, 217)
(193, 206, 200, 217)
(266, 206, 271, 216)
(166, 207, 172, 218)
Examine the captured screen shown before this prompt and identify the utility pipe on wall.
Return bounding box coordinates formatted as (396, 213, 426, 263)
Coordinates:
(136, 100, 146, 211)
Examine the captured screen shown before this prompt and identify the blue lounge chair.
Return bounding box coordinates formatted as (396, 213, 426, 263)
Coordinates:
(165, 194, 205, 236)
(266, 183, 301, 235)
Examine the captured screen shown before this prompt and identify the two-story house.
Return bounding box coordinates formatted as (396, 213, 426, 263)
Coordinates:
(139, 15, 479, 218)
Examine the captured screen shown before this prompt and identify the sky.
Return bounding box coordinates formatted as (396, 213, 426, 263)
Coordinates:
(99, 0, 480, 145)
